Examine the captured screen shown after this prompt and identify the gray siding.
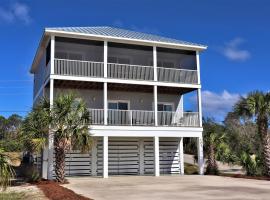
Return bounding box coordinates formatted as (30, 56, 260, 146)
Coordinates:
(54, 88, 181, 111)
(33, 52, 50, 99)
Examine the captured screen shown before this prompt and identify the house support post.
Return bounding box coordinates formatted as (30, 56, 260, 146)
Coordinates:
(197, 136, 204, 175)
(179, 137, 184, 175)
(47, 78, 54, 180)
(154, 136, 160, 176)
(91, 137, 97, 176)
(103, 136, 108, 178)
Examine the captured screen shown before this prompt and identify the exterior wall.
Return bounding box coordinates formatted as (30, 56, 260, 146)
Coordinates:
(33, 51, 49, 99)
(53, 137, 182, 176)
(53, 88, 181, 111)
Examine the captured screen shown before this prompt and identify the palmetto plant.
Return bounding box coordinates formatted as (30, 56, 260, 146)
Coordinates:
(0, 148, 15, 191)
(234, 91, 270, 176)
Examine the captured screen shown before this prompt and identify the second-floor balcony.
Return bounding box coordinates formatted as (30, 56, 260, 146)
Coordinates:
(54, 58, 198, 84)
(88, 109, 199, 127)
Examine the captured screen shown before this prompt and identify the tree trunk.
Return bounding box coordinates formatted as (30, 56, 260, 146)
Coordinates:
(206, 144, 219, 175)
(257, 115, 270, 176)
(54, 138, 66, 183)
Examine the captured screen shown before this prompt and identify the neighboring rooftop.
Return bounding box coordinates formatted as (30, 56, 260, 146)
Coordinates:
(46, 26, 207, 48)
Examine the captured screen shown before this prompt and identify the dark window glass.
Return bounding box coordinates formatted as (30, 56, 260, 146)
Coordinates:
(108, 102, 117, 110)
(118, 102, 128, 110)
(46, 42, 51, 66)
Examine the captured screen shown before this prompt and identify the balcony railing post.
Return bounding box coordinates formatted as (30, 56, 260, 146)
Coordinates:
(104, 41, 108, 78)
(154, 85, 158, 126)
(197, 89, 202, 127)
(50, 35, 55, 75)
(196, 51, 201, 85)
(104, 83, 108, 125)
(130, 110, 133, 126)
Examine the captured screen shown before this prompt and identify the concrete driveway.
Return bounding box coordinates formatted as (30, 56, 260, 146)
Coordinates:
(64, 175, 270, 200)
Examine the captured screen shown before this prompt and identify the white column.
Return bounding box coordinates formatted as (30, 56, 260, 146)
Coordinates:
(104, 41, 108, 78)
(91, 137, 97, 176)
(103, 136, 108, 178)
(154, 136, 160, 176)
(196, 51, 201, 85)
(50, 35, 55, 75)
(179, 137, 184, 175)
(197, 136, 204, 175)
(47, 78, 54, 180)
(197, 89, 203, 127)
(104, 82, 108, 125)
(153, 46, 157, 81)
(154, 85, 158, 126)
(139, 138, 144, 175)
(42, 147, 48, 179)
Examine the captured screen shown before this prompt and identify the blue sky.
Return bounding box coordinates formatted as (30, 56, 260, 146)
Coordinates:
(0, 0, 269, 120)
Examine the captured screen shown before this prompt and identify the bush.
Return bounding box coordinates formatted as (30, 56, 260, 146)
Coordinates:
(18, 163, 41, 183)
(239, 152, 262, 176)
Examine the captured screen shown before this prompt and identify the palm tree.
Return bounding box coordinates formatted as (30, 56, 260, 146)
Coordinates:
(22, 94, 91, 183)
(50, 94, 91, 183)
(22, 99, 51, 154)
(234, 91, 270, 176)
(0, 148, 15, 191)
(203, 118, 230, 175)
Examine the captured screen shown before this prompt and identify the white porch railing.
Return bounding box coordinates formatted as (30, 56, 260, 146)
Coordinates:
(108, 109, 155, 126)
(88, 109, 104, 125)
(158, 111, 199, 127)
(54, 59, 104, 77)
(107, 63, 154, 81)
(88, 109, 199, 127)
(157, 67, 198, 84)
(53, 59, 198, 84)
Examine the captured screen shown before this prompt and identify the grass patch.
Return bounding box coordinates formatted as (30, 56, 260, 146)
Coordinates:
(184, 163, 198, 175)
(0, 192, 26, 200)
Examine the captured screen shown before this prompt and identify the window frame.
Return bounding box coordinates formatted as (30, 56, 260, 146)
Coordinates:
(108, 100, 130, 110)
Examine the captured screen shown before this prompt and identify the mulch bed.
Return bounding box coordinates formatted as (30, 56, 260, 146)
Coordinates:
(35, 180, 92, 200)
(221, 173, 270, 181)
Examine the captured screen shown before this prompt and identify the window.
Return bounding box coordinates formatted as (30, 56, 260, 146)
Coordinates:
(158, 103, 173, 111)
(55, 51, 83, 60)
(46, 42, 51, 66)
(157, 60, 175, 68)
(108, 101, 129, 110)
(108, 56, 130, 64)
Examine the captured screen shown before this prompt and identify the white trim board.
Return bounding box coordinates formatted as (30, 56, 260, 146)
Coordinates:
(50, 74, 201, 89)
(89, 125, 203, 137)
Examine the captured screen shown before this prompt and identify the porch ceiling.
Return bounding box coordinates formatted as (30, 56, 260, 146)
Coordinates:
(52, 80, 195, 95)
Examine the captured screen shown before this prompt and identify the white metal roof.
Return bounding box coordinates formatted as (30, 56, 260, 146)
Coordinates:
(46, 26, 207, 48)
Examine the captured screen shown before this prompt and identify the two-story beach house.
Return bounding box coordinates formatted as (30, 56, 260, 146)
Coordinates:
(30, 27, 207, 179)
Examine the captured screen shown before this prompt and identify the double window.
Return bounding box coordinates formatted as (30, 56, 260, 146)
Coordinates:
(55, 51, 84, 60)
(108, 101, 129, 110)
(158, 103, 174, 112)
(108, 56, 130, 64)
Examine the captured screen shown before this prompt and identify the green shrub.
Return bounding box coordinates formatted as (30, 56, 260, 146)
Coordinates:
(239, 152, 262, 176)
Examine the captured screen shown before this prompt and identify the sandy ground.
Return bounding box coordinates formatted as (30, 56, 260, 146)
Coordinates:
(4, 185, 48, 200)
(64, 175, 270, 200)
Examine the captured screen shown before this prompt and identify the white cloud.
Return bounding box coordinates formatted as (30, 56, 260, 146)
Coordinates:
(200, 90, 241, 120)
(0, 2, 31, 24)
(221, 38, 250, 61)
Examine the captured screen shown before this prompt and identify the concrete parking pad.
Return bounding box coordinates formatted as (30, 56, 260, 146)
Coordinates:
(64, 175, 270, 200)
